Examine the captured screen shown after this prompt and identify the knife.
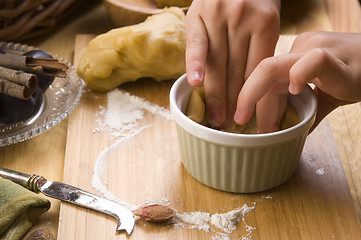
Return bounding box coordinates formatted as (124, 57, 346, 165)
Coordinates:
(0, 167, 134, 235)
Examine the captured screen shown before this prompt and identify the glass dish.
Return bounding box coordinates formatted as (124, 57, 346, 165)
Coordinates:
(0, 41, 83, 147)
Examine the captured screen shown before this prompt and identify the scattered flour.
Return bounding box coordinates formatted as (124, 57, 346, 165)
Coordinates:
(174, 204, 255, 239)
(262, 194, 273, 200)
(175, 211, 212, 231)
(303, 148, 326, 176)
(93, 89, 171, 138)
(90, 89, 257, 239)
(242, 218, 257, 240)
(91, 89, 171, 210)
(304, 152, 317, 168)
(91, 125, 149, 211)
(210, 206, 254, 233)
(212, 232, 231, 240)
(316, 168, 325, 175)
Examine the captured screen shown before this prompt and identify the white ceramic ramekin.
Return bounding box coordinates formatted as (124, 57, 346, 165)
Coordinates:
(170, 74, 317, 193)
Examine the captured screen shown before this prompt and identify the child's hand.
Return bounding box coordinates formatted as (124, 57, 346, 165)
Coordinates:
(234, 31, 361, 133)
(185, 0, 281, 128)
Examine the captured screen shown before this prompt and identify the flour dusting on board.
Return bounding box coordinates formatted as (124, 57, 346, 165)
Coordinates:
(90, 88, 257, 239)
(316, 168, 325, 175)
(91, 88, 171, 210)
(210, 206, 254, 233)
(93, 88, 171, 138)
(174, 204, 256, 239)
(302, 148, 327, 176)
(91, 125, 150, 211)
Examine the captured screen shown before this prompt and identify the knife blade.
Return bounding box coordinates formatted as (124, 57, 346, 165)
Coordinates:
(0, 167, 134, 235)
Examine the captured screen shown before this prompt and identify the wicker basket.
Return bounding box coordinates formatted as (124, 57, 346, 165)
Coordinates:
(0, 0, 79, 42)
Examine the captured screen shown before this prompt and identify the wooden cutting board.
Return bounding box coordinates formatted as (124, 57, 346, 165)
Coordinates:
(57, 34, 361, 239)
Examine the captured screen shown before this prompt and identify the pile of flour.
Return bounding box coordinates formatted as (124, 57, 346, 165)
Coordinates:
(174, 204, 256, 239)
(92, 89, 171, 138)
(90, 88, 257, 239)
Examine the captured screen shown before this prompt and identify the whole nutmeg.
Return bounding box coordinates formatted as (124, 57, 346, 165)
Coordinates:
(134, 204, 176, 222)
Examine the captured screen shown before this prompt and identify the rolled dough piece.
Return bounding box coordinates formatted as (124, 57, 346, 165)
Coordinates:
(186, 87, 205, 124)
(77, 7, 186, 92)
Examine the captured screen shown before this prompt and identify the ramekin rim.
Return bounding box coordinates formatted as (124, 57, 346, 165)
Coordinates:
(170, 74, 317, 146)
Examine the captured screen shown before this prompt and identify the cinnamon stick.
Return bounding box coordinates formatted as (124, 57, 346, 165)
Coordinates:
(0, 66, 37, 100)
(0, 66, 37, 89)
(0, 53, 68, 78)
(0, 78, 32, 100)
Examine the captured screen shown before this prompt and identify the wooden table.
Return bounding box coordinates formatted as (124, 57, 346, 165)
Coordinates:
(0, 0, 360, 239)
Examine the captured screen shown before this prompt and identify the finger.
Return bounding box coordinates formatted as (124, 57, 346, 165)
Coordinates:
(243, 31, 280, 132)
(185, 2, 208, 87)
(234, 53, 302, 125)
(224, 28, 250, 127)
(289, 48, 352, 99)
(226, 6, 279, 128)
(185, 8, 208, 87)
(201, 10, 228, 127)
(245, 19, 279, 79)
(256, 86, 288, 133)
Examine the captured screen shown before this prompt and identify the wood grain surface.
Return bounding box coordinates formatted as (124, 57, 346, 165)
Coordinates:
(55, 34, 361, 239)
(0, 0, 360, 239)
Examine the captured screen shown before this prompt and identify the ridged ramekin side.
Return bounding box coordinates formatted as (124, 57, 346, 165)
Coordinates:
(176, 124, 308, 193)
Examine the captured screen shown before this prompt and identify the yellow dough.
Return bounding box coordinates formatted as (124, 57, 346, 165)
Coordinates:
(77, 7, 186, 92)
(155, 0, 193, 8)
(186, 87, 205, 124)
(186, 87, 300, 134)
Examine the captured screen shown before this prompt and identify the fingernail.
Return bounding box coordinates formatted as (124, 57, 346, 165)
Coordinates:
(188, 71, 203, 85)
(207, 110, 223, 128)
(289, 84, 298, 95)
(233, 110, 241, 124)
(234, 110, 244, 124)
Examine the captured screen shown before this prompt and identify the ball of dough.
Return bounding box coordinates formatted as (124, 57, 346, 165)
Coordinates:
(77, 7, 186, 92)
